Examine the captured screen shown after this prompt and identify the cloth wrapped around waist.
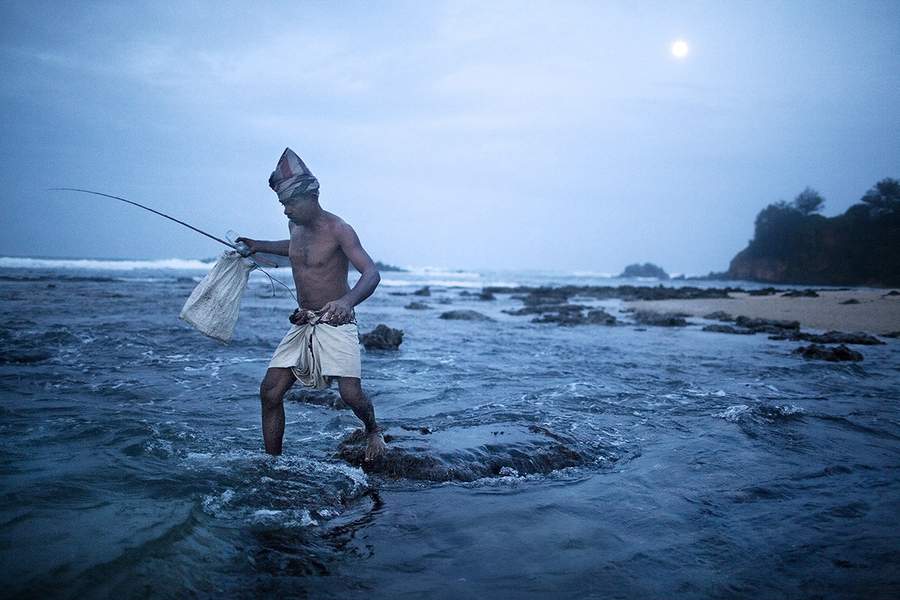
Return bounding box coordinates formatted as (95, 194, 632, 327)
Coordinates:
(268, 310, 361, 389)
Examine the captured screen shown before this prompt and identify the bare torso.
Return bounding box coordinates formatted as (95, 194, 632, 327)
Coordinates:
(289, 212, 351, 310)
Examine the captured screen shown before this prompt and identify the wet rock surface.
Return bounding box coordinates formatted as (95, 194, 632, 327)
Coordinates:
(359, 324, 404, 350)
(632, 311, 689, 327)
(439, 310, 494, 321)
(702, 324, 756, 335)
(793, 344, 864, 362)
(770, 330, 884, 345)
(336, 423, 594, 482)
(412, 286, 431, 297)
(733, 316, 800, 334)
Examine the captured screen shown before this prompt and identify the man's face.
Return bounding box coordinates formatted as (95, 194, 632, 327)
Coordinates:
(280, 195, 318, 224)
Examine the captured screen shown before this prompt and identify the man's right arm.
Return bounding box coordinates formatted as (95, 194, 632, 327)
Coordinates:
(235, 238, 290, 256)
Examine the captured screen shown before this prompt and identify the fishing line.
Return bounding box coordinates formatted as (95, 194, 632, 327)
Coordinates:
(50, 187, 299, 304)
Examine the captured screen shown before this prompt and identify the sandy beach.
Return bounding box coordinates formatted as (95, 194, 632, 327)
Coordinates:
(627, 289, 900, 334)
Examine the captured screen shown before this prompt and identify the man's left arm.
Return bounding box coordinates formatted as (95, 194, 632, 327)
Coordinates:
(321, 223, 381, 324)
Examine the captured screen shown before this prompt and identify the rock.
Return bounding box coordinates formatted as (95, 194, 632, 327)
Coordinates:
(781, 289, 819, 297)
(748, 287, 780, 296)
(359, 324, 404, 350)
(734, 316, 800, 333)
(770, 330, 884, 345)
(702, 324, 755, 335)
(703, 311, 734, 321)
(374, 260, 406, 272)
(436, 298, 453, 304)
(521, 288, 572, 306)
(840, 299, 861, 305)
(412, 286, 431, 296)
(618, 262, 669, 279)
(439, 310, 494, 321)
(531, 307, 617, 326)
(633, 310, 688, 327)
(0, 350, 53, 364)
(478, 291, 496, 301)
(882, 331, 900, 338)
(404, 301, 431, 310)
(793, 344, 863, 362)
(884, 290, 900, 297)
(285, 388, 346, 410)
(503, 303, 590, 316)
(586, 309, 617, 325)
(336, 423, 589, 482)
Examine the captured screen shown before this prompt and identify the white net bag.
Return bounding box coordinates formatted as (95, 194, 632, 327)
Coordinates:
(180, 251, 254, 343)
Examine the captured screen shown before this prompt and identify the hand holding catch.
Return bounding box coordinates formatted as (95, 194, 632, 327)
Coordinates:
(320, 299, 353, 325)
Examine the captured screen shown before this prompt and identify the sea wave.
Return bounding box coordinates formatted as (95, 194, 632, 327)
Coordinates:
(0, 256, 214, 271)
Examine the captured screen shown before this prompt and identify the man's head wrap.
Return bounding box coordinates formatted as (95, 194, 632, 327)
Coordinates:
(269, 147, 319, 202)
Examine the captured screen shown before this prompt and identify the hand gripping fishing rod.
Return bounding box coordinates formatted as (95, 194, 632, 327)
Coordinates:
(49, 187, 299, 303)
(49, 187, 250, 255)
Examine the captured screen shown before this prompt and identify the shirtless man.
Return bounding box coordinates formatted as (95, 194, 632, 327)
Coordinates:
(237, 148, 386, 460)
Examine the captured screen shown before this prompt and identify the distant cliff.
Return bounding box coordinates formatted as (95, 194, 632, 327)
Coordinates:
(727, 179, 900, 286)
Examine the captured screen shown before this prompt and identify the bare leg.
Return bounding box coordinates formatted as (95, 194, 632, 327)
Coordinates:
(338, 377, 386, 460)
(259, 367, 296, 455)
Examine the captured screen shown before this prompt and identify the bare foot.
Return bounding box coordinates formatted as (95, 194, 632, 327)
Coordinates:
(364, 428, 387, 461)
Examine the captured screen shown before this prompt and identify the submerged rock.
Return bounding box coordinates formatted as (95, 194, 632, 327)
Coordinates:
(839, 299, 861, 305)
(793, 344, 863, 362)
(336, 423, 588, 482)
(359, 324, 404, 350)
(633, 310, 688, 327)
(404, 301, 431, 310)
(439, 310, 494, 321)
(412, 286, 431, 297)
(478, 291, 496, 301)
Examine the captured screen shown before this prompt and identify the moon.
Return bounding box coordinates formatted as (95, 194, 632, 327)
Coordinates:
(671, 39, 689, 59)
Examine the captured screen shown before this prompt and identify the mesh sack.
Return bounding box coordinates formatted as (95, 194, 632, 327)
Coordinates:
(180, 251, 254, 343)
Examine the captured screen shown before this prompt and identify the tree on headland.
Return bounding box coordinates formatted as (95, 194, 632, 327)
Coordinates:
(792, 187, 824, 215)
(728, 178, 900, 286)
(860, 178, 900, 214)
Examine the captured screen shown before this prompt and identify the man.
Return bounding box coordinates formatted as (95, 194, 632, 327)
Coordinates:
(237, 148, 386, 461)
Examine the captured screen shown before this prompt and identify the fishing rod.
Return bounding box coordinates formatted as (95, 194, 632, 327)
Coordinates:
(49, 187, 299, 303)
(49, 187, 247, 253)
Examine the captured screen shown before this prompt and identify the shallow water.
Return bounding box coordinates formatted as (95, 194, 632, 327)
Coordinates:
(1, 262, 899, 598)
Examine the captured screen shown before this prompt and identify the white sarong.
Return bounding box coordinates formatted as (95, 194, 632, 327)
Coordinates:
(268, 311, 361, 389)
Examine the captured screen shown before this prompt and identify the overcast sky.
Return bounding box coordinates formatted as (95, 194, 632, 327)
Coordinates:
(2, 1, 898, 273)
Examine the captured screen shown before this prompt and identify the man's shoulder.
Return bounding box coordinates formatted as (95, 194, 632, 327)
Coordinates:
(324, 212, 354, 234)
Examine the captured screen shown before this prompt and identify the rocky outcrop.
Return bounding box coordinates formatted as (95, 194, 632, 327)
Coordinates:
(633, 311, 688, 327)
(439, 310, 494, 321)
(770, 330, 884, 345)
(725, 179, 900, 286)
(619, 262, 669, 279)
(702, 324, 755, 335)
(336, 423, 588, 482)
(359, 324, 404, 350)
(793, 344, 864, 362)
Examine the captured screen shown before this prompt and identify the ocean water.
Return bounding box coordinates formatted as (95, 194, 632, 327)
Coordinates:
(1, 257, 899, 599)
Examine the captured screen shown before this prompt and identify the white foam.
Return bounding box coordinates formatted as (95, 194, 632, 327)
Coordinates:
(0, 256, 214, 271)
